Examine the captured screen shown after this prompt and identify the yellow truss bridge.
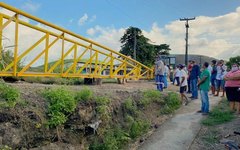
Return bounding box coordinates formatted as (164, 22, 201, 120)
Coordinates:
(0, 2, 153, 80)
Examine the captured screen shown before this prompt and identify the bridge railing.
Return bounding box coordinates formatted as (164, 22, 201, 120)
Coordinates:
(0, 2, 153, 79)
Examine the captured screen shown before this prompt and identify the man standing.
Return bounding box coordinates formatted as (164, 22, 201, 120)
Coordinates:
(215, 60, 227, 96)
(179, 64, 189, 105)
(190, 60, 200, 100)
(187, 60, 193, 93)
(163, 63, 169, 88)
(211, 60, 217, 95)
(198, 62, 211, 115)
(173, 65, 181, 86)
(155, 56, 165, 91)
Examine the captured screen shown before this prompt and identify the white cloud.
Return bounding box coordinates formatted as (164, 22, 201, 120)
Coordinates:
(78, 13, 88, 26)
(21, 1, 41, 12)
(86, 7, 240, 60)
(87, 28, 96, 36)
(90, 15, 97, 22)
(86, 26, 125, 51)
(2, 4, 240, 69)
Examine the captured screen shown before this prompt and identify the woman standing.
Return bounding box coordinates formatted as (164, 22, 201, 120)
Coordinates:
(224, 64, 240, 113)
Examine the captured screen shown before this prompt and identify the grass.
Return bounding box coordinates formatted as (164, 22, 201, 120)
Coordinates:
(23, 77, 84, 85)
(75, 87, 93, 102)
(160, 92, 181, 114)
(201, 129, 219, 144)
(201, 99, 235, 126)
(139, 90, 164, 107)
(0, 81, 20, 108)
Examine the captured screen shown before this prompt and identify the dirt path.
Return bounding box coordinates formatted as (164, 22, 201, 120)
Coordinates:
(138, 94, 221, 150)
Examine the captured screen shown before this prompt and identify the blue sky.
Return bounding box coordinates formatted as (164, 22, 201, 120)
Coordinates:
(1, 0, 240, 60)
(2, 0, 240, 35)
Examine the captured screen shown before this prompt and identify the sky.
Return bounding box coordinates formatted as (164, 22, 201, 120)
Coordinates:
(1, 0, 240, 62)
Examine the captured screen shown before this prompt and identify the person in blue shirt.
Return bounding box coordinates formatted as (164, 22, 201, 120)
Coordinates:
(189, 60, 200, 100)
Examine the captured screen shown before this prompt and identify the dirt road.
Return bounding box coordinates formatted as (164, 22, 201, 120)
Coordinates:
(138, 94, 220, 150)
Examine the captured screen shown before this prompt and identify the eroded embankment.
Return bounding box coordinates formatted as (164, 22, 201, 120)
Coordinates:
(0, 81, 180, 150)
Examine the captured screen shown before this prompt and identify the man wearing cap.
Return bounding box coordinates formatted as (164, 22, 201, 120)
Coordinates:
(155, 56, 165, 91)
(189, 60, 200, 99)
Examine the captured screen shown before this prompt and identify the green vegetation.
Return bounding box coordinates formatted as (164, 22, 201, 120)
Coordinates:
(226, 55, 240, 69)
(201, 100, 234, 126)
(23, 77, 84, 85)
(120, 27, 171, 66)
(139, 90, 164, 107)
(0, 49, 22, 71)
(129, 120, 150, 139)
(161, 92, 181, 114)
(95, 96, 111, 106)
(201, 129, 219, 144)
(75, 87, 93, 102)
(95, 96, 111, 123)
(0, 145, 12, 150)
(42, 87, 77, 127)
(123, 98, 138, 115)
(0, 82, 20, 108)
(89, 127, 130, 150)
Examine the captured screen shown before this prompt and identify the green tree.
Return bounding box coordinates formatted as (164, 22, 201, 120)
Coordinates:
(0, 49, 22, 71)
(154, 44, 171, 56)
(226, 56, 240, 69)
(120, 27, 171, 66)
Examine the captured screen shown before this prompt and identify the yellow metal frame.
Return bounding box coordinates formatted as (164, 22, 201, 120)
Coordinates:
(0, 2, 153, 79)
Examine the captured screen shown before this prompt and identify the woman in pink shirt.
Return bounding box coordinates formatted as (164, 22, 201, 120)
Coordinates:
(224, 63, 240, 113)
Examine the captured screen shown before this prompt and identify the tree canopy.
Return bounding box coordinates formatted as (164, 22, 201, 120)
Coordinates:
(119, 27, 171, 66)
(226, 56, 240, 69)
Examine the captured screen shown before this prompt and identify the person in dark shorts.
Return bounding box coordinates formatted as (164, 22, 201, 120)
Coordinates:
(179, 64, 188, 105)
(224, 63, 240, 113)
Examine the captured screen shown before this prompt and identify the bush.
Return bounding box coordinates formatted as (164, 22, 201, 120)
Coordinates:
(43, 87, 77, 127)
(139, 90, 164, 107)
(95, 96, 111, 106)
(89, 127, 130, 150)
(129, 120, 150, 139)
(123, 98, 137, 115)
(161, 92, 181, 114)
(95, 96, 111, 122)
(0, 82, 20, 107)
(75, 87, 93, 102)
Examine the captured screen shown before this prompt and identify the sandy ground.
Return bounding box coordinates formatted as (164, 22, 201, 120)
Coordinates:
(10, 80, 179, 94)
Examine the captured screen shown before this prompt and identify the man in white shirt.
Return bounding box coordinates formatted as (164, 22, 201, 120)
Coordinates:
(173, 65, 181, 86)
(179, 64, 188, 105)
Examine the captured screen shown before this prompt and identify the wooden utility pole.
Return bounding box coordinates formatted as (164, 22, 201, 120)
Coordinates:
(180, 17, 195, 65)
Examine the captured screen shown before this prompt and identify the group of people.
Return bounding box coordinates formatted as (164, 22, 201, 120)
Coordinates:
(155, 56, 240, 115)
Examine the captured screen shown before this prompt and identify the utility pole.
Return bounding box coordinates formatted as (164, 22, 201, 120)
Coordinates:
(133, 29, 137, 60)
(180, 17, 195, 65)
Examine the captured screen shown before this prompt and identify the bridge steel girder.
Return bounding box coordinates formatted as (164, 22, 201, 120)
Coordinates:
(0, 2, 153, 80)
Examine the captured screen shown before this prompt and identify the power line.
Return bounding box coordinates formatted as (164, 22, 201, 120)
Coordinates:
(180, 17, 195, 65)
